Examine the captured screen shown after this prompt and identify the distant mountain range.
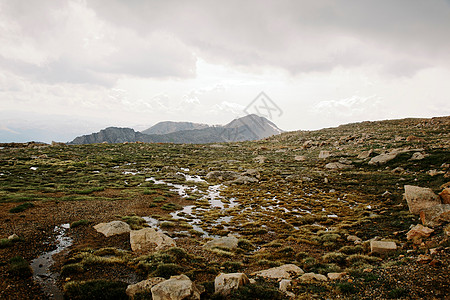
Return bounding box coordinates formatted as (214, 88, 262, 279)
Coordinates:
(68, 114, 283, 144)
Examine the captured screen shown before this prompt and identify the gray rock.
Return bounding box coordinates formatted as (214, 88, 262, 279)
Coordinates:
(254, 264, 304, 280)
(8, 234, 19, 240)
(214, 273, 249, 296)
(325, 162, 353, 170)
(225, 176, 258, 185)
(126, 278, 166, 299)
(93, 221, 131, 237)
(404, 185, 441, 215)
(151, 274, 201, 300)
(130, 228, 176, 252)
(410, 152, 427, 160)
(419, 204, 450, 227)
(406, 224, 434, 244)
(318, 151, 331, 159)
(357, 149, 374, 159)
(203, 236, 238, 250)
(299, 273, 328, 282)
(368, 152, 398, 165)
(205, 171, 240, 182)
(370, 240, 397, 254)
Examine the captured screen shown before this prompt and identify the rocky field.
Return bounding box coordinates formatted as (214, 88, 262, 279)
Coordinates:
(0, 116, 449, 299)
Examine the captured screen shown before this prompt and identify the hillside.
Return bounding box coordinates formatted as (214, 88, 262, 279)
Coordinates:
(0, 116, 449, 299)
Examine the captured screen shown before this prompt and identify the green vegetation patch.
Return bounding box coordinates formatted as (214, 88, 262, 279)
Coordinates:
(9, 202, 34, 213)
(63, 280, 128, 300)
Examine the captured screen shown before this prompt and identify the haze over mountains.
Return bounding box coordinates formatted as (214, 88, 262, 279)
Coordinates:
(69, 114, 283, 144)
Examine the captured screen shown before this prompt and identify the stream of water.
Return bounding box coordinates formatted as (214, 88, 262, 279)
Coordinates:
(30, 224, 72, 300)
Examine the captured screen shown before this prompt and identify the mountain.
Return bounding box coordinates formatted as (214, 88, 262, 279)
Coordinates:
(68, 114, 283, 144)
(141, 121, 210, 135)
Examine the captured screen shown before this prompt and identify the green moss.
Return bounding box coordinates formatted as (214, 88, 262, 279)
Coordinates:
(63, 280, 128, 300)
(8, 256, 32, 278)
(61, 263, 84, 276)
(153, 263, 183, 279)
(9, 202, 34, 213)
(70, 219, 91, 228)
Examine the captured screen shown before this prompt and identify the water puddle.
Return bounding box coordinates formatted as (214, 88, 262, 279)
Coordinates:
(145, 172, 239, 238)
(31, 224, 72, 300)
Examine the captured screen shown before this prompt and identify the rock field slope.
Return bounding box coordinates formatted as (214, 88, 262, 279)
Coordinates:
(0, 116, 449, 299)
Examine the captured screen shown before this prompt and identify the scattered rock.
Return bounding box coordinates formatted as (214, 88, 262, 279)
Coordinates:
(254, 155, 266, 164)
(151, 274, 201, 300)
(130, 228, 176, 252)
(357, 149, 374, 159)
(416, 255, 432, 264)
(392, 167, 404, 173)
(294, 155, 306, 161)
(410, 152, 427, 160)
(368, 152, 398, 165)
(427, 169, 445, 176)
(404, 185, 441, 215)
(370, 240, 397, 254)
(347, 235, 362, 244)
(241, 169, 261, 179)
(254, 264, 304, 280)
(318, 151, 331, 159)
(299, 273, 328, 282)
(225, 175, 258, 185)
(439, 188, 450, 204)
(214, 273, 249, 296)
(93, 221, 131, 237)
(203, 236, 238, 250)
(406, 224, 434, 244)
(126, 277, 165, 299)
(205, 171, 240, 182)
(327, 272, 347, 280)
(8, 234, 19, 240)
(279, 279, 295, 298)
(325, 162, 353, 170)
(419, 204, 450, 227)
(303, 140, 313, 148)
(279, 279, 291, 292)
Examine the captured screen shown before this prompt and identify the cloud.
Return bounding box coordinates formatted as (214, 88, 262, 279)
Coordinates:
(0, 0, 196, 86)
(88, 0, 450, 76)
(311, 95, 384, 121)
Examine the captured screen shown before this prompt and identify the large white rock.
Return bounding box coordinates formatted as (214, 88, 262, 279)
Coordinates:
(151, 274, 201, 300)
(126, 277, 165, 299)
(130, 228, 176, 252)
(214, 273, 249, 296)
(254, 264, 304, 280)
(404, 185, 441, 215)
(93, 221, 131, 237)
(203, 236, 238, 250)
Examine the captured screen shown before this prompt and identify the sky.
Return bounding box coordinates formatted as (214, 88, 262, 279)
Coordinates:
(1, 0, 450, 143)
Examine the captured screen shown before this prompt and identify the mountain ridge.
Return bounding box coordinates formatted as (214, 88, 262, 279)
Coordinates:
(68, 114, 283, 145)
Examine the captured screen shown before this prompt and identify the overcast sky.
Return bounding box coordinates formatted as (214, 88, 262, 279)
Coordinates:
(1, 0, 450, 142)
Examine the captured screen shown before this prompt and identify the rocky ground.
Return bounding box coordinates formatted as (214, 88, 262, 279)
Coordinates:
(0, 116, 449, 299)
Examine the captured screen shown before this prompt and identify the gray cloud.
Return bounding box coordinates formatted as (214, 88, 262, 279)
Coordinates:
(1, 0, 450, 87)
(88, 0, 450, 76)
